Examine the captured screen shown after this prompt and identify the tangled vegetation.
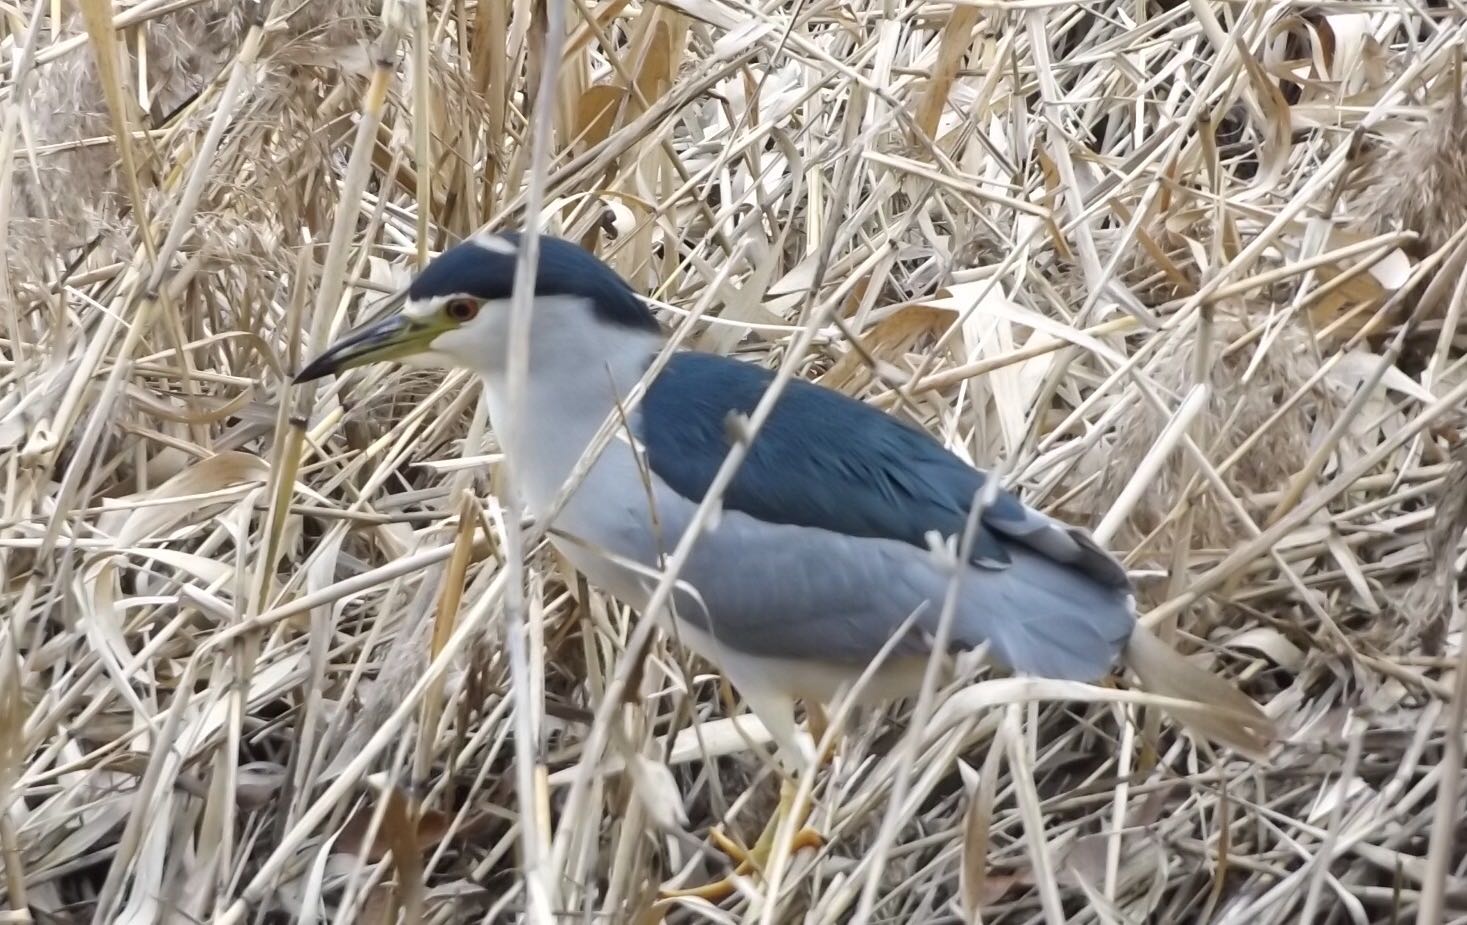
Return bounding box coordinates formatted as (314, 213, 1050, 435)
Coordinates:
(3, 1, 1467, 922)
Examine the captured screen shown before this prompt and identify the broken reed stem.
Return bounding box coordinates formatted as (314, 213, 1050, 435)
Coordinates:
(1418, 593, 1467, 923)
(1094, 384, 1209, 546)
(496, 0, 572, 916)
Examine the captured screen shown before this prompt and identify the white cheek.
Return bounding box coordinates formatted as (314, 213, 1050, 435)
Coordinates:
(430, 325, 498, 372)
(398, 349, 455, 371)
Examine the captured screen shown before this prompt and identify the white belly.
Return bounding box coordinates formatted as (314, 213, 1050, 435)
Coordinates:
(668, 616, 936, 705)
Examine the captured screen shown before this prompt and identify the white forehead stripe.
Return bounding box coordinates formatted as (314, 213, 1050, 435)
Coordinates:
(403, 293, 475, 319)
(468, 232, 518, 255)
(402, 297, 437, 319)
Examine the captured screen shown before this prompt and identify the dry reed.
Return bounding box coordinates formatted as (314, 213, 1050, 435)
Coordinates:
(4, 2, 1467, 922)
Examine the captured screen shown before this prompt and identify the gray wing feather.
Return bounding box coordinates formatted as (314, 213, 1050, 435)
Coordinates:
(669, 504, 1135, 682)
(982, 504, 1129, 589)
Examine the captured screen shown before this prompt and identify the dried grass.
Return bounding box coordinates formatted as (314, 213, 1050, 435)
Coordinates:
(5, 1, 1467, 922)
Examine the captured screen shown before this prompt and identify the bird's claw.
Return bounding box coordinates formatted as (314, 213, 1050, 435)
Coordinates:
(657, 824, 824, 903)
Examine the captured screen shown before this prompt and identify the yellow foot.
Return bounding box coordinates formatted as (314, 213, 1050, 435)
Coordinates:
(781, 826, 824, 856)
(660, 708, 835, 905)
(658, 824, 824, 902)
(658, 873, 740, 903)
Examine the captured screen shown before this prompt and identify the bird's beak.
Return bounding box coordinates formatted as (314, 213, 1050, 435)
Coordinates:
(293, 309, 442, 383)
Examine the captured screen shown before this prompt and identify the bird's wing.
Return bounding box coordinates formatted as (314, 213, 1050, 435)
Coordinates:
(637, 351, 1129, 590)
(662, 515, 1134, 681)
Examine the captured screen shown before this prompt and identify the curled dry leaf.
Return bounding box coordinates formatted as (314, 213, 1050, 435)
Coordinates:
(626, 752, 689, 832)
(113, 451, 270, 546)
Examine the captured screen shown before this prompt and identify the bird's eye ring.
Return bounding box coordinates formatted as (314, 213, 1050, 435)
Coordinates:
(446, 299, 479, 323)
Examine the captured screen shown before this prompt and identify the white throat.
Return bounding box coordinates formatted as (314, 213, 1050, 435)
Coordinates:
(469, 298, 662, 516)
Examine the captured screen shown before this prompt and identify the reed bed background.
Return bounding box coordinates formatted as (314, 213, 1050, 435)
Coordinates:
(4, 0, 1467, 922)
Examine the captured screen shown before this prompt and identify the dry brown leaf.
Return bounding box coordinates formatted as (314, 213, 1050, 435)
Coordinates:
(915, 7, 981, 141)
(632, 18, 674, 108)
(1235, 39, 1295, 195)
(820, 304, 951, 392)
(575, 83, 627, 149)
(338, 787, 484, 863)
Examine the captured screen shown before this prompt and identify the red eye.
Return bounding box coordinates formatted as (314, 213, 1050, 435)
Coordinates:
(446, 299, 479, 322)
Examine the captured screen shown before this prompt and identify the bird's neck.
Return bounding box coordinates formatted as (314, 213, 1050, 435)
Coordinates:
(477, 320, 662, 516)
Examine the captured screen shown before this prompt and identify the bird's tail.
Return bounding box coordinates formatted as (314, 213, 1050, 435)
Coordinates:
(1124, 624, 1275, 761)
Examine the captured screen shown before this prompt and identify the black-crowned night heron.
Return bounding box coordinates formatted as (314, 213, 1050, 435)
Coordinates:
(296, 232, 1272, 894)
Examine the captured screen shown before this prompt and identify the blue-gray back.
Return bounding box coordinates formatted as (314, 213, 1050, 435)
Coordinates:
(637, 352, 1130, 591)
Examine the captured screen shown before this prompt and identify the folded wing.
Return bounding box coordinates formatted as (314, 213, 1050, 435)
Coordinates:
(637, 351, 1130, 592)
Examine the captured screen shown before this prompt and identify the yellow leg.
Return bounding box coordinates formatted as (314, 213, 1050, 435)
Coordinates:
(806, 702, 840, 764)
(660, 696, 833, 903)
(659, 780, 823, 902)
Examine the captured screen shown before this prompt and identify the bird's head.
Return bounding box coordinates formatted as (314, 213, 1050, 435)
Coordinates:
(294, 232, 660, 383)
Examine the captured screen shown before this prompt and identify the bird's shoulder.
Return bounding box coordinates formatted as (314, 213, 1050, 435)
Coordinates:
(635, 351, 1130, 590)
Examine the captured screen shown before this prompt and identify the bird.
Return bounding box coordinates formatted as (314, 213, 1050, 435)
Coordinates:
(295, 230, 1273, 895)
